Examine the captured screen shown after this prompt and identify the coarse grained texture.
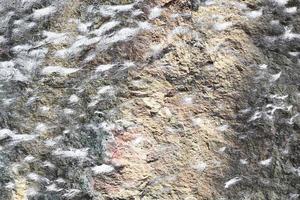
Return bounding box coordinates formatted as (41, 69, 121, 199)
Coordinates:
(0, 0, 299, 200)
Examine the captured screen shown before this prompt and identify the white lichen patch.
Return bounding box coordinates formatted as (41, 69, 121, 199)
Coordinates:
(95, 64, 115, 73)
(269, 71, 281, 82)
(259, 157, 272, 166)
(92, 164, 114, 174)
(32, 6, 57, 20)
(224, 177, 242, 188)
(0, 128, 14, 140)
(240, 159, 248, 165)
(246, 9, 263, 19)
(69, 94, 79, 103)
(149, 7, 163, 20)
(282, 27, 300, 40)
(42, 31, 70, 45)
(35, 123, 48, 133)
(284, 7, 297, 14)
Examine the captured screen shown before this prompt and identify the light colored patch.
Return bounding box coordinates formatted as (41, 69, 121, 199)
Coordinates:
(63, 189, 82, 199)
(97, 86, 114, 95)
(69, 94, 79, 103)
(24, 155, 35, 163)
(240, 159, 248, 165)
(246, 9, 263, 19)
(0, 128, 14, 140)
(149, 6, 163, 20)
(181, 95, 194, 105)
(96, 4, 134, 17)
(52, 148, 89, 159)
(35, 123, 48, 133)
(224, 177, 242, 188)
(284, 7, 297, 14)
(269, 71, 281, 82)
(90, 21, 120, 36)
(32, 6, 57, 19)
(96, 64, 115, 73)
(259, 157, 272, 166)
(248, 111, 262, 122)
(43, 31, 70, 45)
(213, 22, 233, 31)
(282, 27, 300, 40)
(191, 161, 207, 172)
(288, 52, 300, 57)
(41, 66, 79, 76)
(217, 124, 229, 132)
(92, 164, 115, 174)
(271, 0, 288, 6)
(46, 184, 62, 192)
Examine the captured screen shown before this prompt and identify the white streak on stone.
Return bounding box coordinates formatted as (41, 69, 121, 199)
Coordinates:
(259, 64, 268, 70)
(270, 71, 281, 82)
(46, 183, 62, 192)
(96, 64, 115, 73)
(283, 28, 300, 40)
(52, 148, 88, 159)
(0, 129, 14, 140)
(32, 6, 57, 19)
(224, 177, 242, 188)
(90, 21, 120, 36)
(92, 164, 114, 174)
(248, 111, 262, 122)
(43, 31, 69, 44)
(289, 52, 300, 57)
(259, 157, 272, 166)
(285, 7, 297, 14)
(42, 66, 79, 76)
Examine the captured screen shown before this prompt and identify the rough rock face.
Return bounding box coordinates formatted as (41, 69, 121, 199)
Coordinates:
(0, 0, 299, 199)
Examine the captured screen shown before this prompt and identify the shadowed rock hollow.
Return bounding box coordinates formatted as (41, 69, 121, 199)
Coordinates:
(0, 0, 299, 199)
